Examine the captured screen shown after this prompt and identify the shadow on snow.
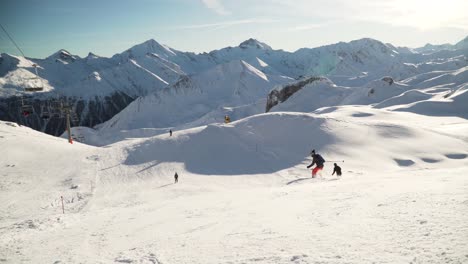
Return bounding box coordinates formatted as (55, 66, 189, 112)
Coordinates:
(123, 114, 338, 176)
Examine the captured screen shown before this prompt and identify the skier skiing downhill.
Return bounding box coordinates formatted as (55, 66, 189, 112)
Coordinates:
(307, 149, 325, 178)
(332, 163, 342, 176)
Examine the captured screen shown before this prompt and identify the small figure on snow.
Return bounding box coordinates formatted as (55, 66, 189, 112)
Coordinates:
(174, 172, 178, 183)
(332, 163, 342, 177)
(169, 129, 173, 136)
(307, 149, 325, 178)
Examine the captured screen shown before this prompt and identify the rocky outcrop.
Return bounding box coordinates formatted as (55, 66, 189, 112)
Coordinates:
(265, 76, 326, 112)
(381, 76, 394, 85)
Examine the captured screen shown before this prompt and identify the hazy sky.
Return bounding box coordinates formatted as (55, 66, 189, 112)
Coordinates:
(1, 0, 467, 58)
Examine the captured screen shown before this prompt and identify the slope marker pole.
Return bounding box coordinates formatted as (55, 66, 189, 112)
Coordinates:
(61, 196, 65, 214)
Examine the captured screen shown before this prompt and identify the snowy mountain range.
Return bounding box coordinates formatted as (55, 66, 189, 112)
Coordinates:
(1, 36, 467, 137)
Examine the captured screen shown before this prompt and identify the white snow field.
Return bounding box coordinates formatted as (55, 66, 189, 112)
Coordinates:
(2, 105, 468, 263)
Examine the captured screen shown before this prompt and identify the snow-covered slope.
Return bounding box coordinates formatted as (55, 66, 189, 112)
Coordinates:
(266, 77, 407, 112)
(266, 77, 349, 113)
(411, 66, 468, 89)
(389, 86, 468, 119)
(341, 77, 411, 105)
(97, 60, 292, 133)
(265, 73, 467, 120)
(373, 89, 434, 109)
(2, 105, 468, 263)
(0, 121, 97, 221)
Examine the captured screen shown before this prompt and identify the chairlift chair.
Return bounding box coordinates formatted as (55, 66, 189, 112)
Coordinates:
(40, 103, 50, 119)
(41, 112, 50, 119)
(21, 105, 34, 117)
(51, 99, 63, 110)
(51, 108, 63, 118)
(19, 96, 34, 117)
(24, 64, 44, 92)
(24, 85, 44, 92)
(41, 110, 50, 119)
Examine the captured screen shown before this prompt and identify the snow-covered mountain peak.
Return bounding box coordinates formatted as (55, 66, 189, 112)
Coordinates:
(118, 39, 178, 60)
(455, 35, 468, 49)
(347, 38, 395, 54)
(415, 43, 456, 54)
(86, 52, 100, 59)
(239, 38, 272, 50)
(46, 49, 79, 63)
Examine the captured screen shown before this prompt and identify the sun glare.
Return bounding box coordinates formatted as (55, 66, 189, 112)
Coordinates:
(386, 0, 468, 29)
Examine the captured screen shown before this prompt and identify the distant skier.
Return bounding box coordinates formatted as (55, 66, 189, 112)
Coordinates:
(169, 129, 173, 136)
(306, 149, 325, 178)
(332, 163, 342, 176)
(174, 172, 178, 183)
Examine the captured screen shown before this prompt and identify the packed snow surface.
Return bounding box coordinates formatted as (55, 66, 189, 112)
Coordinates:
(2, 104, 468, 263)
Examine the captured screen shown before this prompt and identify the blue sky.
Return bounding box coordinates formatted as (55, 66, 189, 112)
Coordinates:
(1, 0, 467, 58)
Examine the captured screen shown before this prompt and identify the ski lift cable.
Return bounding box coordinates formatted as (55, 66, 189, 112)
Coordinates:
(1, 23, 43, 116)
(1, 22, 44, 90)
(0, 23, 27, 58)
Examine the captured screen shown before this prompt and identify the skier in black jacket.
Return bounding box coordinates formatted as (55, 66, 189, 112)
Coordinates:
(306, 149, 325, 178)
(332, 163, 342, 176)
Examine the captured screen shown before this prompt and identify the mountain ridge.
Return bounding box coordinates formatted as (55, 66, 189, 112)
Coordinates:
(1, 35, 467, 137)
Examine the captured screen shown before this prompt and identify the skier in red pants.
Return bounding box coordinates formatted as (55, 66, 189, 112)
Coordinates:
(306, 149, 325, 178)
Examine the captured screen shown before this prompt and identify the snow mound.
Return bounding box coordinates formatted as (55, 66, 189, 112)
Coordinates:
(122, 113, 333, 175)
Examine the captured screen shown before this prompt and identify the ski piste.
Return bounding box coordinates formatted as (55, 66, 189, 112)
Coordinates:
(287, 176, 341, 185)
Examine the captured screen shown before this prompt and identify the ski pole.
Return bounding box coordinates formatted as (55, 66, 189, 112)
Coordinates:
(326, 160, 344, 163)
